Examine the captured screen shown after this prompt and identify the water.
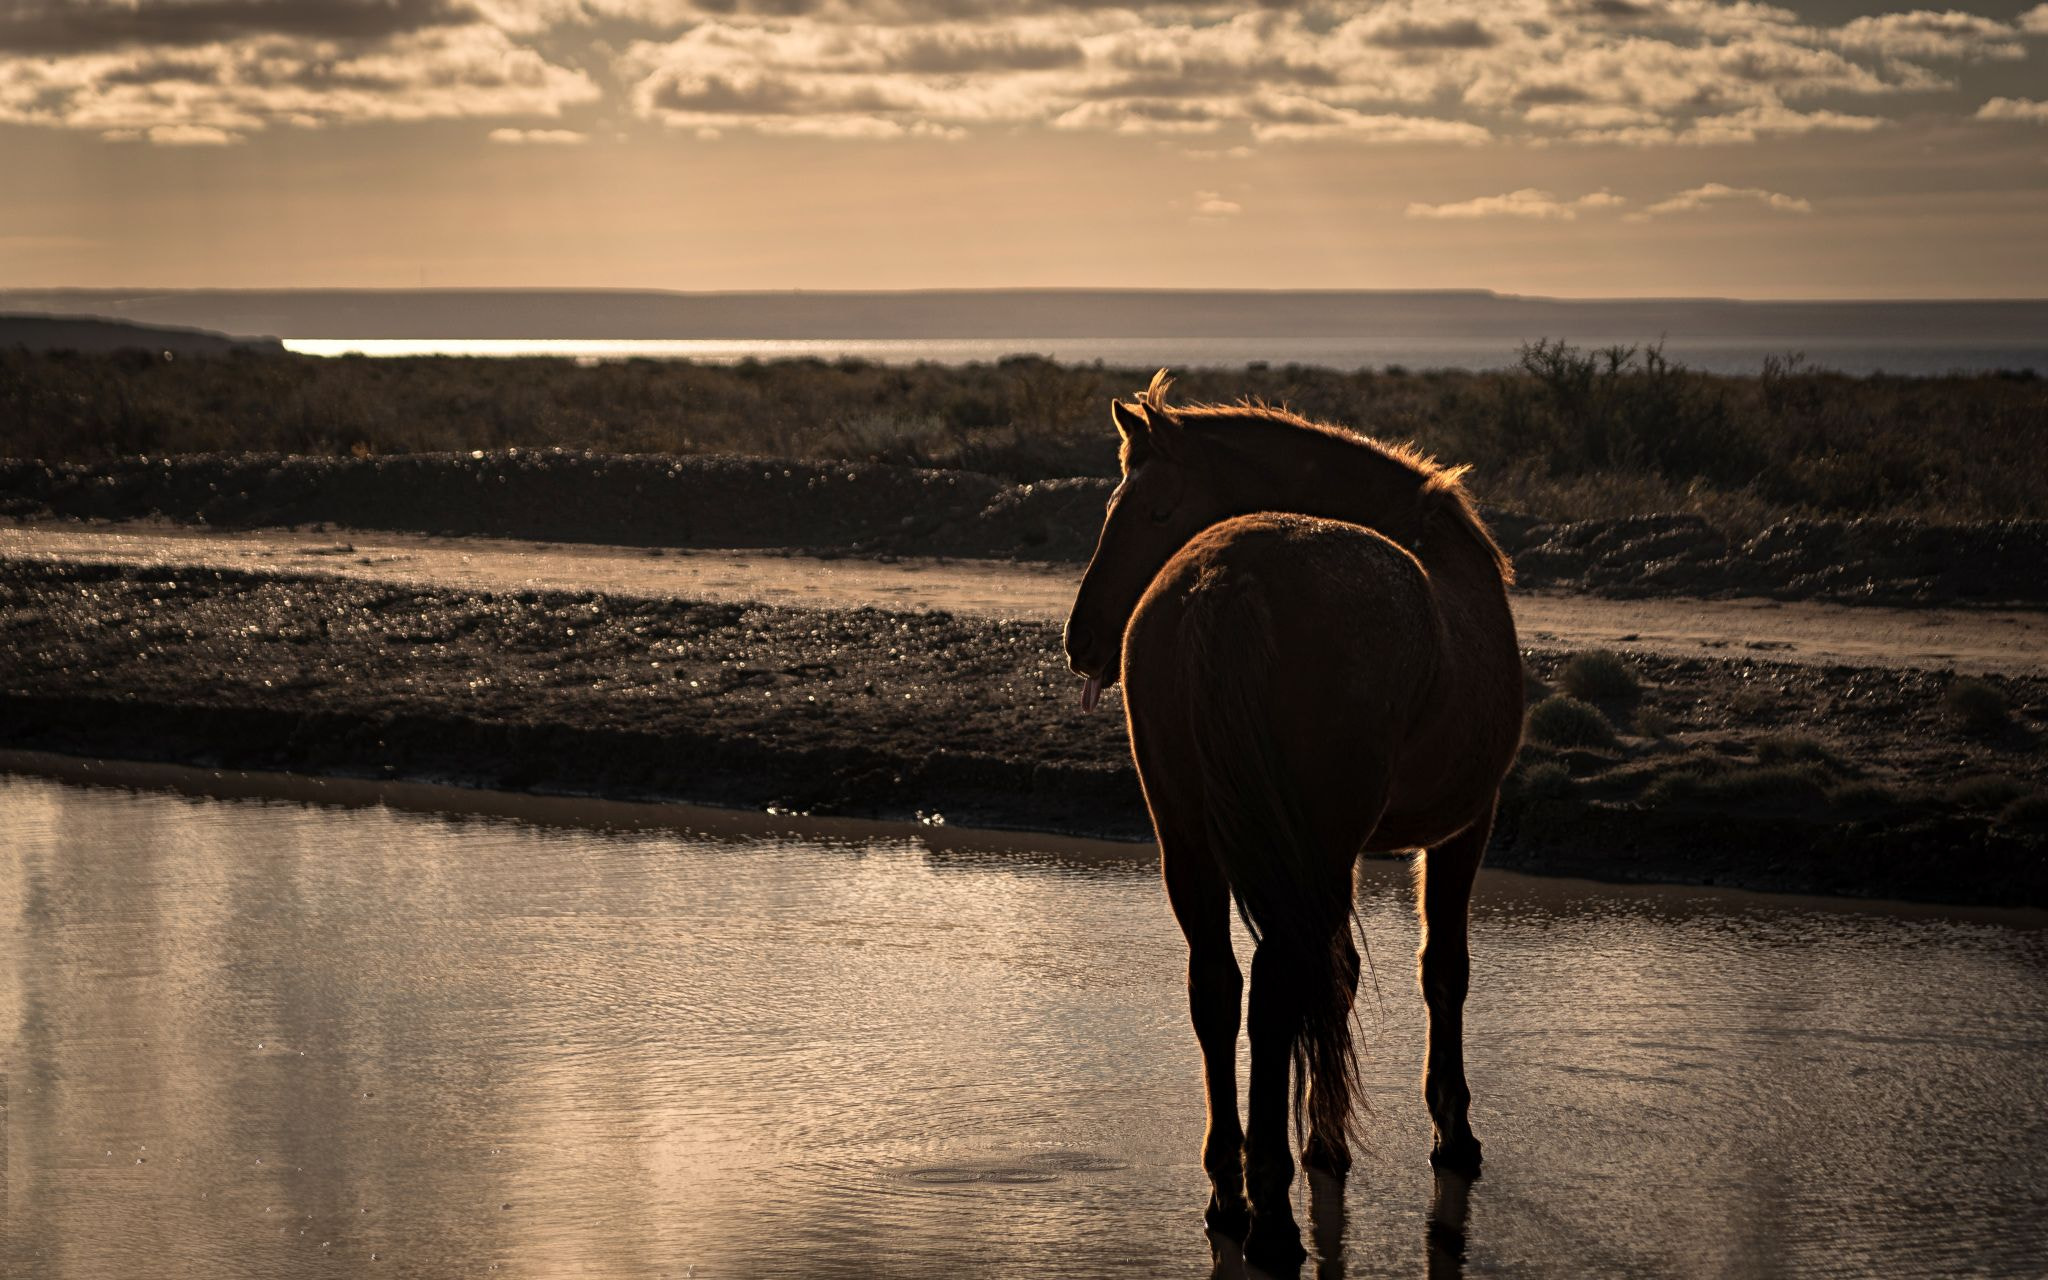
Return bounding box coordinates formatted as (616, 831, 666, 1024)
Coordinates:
(5, 762, 2047, 1278)
(279, 336, 2048, 377)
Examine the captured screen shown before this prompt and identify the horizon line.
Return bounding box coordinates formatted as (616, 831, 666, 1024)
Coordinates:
(10, 286, 2048, 307)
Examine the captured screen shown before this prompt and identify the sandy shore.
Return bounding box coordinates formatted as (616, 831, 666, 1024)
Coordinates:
(3, 532, 2043, 906)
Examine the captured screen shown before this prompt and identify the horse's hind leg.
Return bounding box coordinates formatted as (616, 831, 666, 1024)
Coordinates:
(1418, 811, 1490, 1176)
(1160, 824, 1249, 1240)
(1243, 935, 1310, 1271)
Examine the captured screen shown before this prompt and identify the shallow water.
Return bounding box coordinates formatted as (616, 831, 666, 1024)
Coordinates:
(5, 765, 2046, 1279)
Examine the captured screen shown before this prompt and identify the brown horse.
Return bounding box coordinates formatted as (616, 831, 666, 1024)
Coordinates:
(1063, 372, 1522, 1272)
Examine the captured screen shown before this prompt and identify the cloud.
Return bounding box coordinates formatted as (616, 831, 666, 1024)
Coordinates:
(1191, 189, 1242, 218)
(101, 123, 244, 144)
(0, 22, 599, 138)
(1627, 181, 1813, 218)
(488, 126, 587, 142)
(1361, 18, 1496, 50)
(613, 4, 1974, 146)
(1682, 104, 1887, 143)
(1253, 113, 1492, 145)
(1977, 96, 2048, 121)
(0, 0, 476, 54)
(1406, 187, 1624, 219)
(1832, 10, 2025, 61)
(2, 0, 2040, 151)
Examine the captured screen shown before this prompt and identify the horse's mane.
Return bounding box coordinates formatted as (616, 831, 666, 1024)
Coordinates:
(1136, 371, 1515, 584)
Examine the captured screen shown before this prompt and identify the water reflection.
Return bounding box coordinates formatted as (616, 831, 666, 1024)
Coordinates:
(3, 760, 2046, 1278)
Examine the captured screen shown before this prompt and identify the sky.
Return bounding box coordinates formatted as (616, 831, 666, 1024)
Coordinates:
(3, 0, 2046, 297)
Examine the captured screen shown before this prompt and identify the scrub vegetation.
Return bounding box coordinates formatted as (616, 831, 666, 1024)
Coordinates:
(4, 343, 2044, 528)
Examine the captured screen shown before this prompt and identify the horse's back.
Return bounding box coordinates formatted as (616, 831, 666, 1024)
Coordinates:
(1125, 511, 1442, 702)
(1122, 511, 1517, 856)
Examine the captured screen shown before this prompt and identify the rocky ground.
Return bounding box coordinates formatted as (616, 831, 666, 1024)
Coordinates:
(4, 556, 2044, 907)
(5, 452, 2046, 606)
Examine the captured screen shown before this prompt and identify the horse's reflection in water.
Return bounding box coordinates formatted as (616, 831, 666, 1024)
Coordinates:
(1425, 1172, 1476, 1280)
(1201, 1168, 1477, 1278)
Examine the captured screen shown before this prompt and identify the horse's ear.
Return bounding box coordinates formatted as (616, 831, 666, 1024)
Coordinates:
(1111, 399, 1150, 445)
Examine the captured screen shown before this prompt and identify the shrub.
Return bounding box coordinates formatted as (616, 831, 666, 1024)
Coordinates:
(1642, 763, 1831, 813)
(1635, 707, 1677, 738)
(1943, 678, 2010, 735)
(1517, 759, 1573, 801)
(1559, 649, 1641, 704)
(1828, 781, 1898, 814)
(1946, 775, 2024, 811)
(1526, 695, 1618, 749)
(1727, 687, 1773, 723)
(1755, 734, 1836, 766)
(1998, 792, 2048, 831)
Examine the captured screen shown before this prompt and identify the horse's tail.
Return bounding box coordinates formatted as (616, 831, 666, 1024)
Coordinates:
(1178, 569, 1365, 1155)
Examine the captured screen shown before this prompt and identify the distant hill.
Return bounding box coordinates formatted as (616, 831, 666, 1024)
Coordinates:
(1, 313, 285, 356)
(2, 289, 2044, 344)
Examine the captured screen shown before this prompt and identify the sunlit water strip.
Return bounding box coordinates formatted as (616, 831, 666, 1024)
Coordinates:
(280, 336, 2048, 375)
(4, 761, 2046, 1278)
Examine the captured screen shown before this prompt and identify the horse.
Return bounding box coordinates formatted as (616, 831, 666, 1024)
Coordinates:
(1063, 372, 1522, 1272)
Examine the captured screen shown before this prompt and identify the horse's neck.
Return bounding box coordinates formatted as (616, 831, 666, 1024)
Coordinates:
(1280, 433, 1513, 627)
(1282, 434, 1433, 548)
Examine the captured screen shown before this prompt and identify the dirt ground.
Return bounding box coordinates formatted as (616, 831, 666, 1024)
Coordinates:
(7, 523, 2044, 677)
(4, 546, 2043, 907)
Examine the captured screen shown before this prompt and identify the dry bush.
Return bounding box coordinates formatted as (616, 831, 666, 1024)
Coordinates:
(1999, 792, 2048, 830)
(1947, 775, 2024, 811)
(1559, 649, 1641, 704)
(1526, 695, 1619, 749)
(1943, 678, 2010, 735)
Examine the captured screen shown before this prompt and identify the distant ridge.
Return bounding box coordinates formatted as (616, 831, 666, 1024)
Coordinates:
(1, 313, 285, 355)
(2, 289, 2044, 344)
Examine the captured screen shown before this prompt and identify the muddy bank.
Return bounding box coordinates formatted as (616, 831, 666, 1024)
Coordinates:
(4, 556, 2043, 906)
(5, 452, 2046, 606)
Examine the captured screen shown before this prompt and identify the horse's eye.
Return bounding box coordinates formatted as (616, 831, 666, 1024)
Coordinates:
(1149, 504, 1175, 525)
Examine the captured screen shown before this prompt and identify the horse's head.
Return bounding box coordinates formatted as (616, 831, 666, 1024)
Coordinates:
(1063, 374, 1225, 710)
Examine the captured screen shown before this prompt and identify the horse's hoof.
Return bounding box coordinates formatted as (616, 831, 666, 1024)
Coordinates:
(1205, 1196, 1252, 1242)
(1302, 1135, 1351, 1177)
(1242, 1218, 1307, 1274)
(1428, 1135, 1483, 1178)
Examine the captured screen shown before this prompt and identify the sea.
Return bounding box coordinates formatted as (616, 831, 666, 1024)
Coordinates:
(280, 335, 2048, 376)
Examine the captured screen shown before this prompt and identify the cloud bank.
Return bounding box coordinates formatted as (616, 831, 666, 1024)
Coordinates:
(3, 0, 2046, 146)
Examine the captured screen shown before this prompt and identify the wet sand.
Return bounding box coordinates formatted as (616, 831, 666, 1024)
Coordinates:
(6, 522, 2043, 676)
(5, 765, 2046, 1279)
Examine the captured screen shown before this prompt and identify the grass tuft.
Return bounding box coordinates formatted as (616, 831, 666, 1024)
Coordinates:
(1516, 759, 1574, 801)
(1998, 792, 2048, 830)
(1558, 649, 1641, 704)
(1828, 781, 1899, 814)
(1947, 775, 2024, 811)
(1642, 762, 1832, 813)
(1754, 733, 1836, 767)
(1526, 695, 1619, 749)
(1943, 678, 2010, 735)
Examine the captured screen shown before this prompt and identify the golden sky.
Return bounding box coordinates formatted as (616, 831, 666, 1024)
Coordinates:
(4, 0, 2046, 297)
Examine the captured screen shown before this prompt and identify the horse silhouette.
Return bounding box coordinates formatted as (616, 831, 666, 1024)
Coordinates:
(1064, 372, 1521, 1271)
